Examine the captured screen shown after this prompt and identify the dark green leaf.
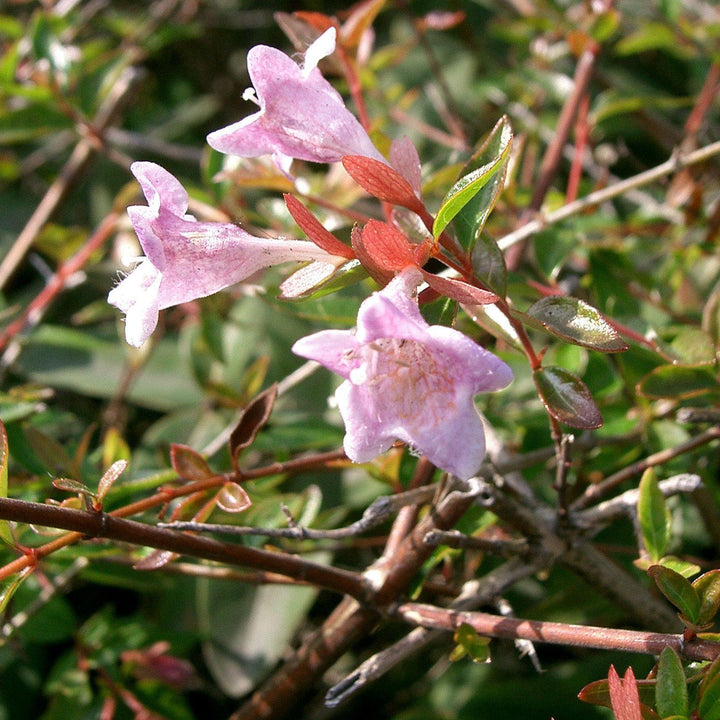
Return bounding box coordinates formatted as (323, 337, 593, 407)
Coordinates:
(648, 565, 701, 626)
(638, 469, 671, 563)
(533, 366, 603, 429)
(637, 366, 719, 400)
(699, 657, 720, 720)
(525, 296, 628, 352)
(434, 115, 512, 242)
(656, 647, 688, 719)
(470, 233, 508, 297)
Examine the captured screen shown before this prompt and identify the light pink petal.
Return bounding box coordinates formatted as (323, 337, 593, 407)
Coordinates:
(131, 161, 189, 218)
(390, 136, 422, 198)
(126, 205, 166, 269)
(291, 329, 361, 378)
(402, 403, 487, 480)
(335, 381, 396, 462)
(426, 325, 514, 393)
(108, 259, 162, 347)
(207, 37, 384, 166)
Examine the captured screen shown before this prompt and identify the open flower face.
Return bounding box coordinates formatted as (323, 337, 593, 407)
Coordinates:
(108, 162, 331, 347)
(292, 268, 513, 479)
(206, 28, 385, 168)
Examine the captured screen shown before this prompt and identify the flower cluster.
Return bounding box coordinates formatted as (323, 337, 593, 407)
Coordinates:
(108, 27, 512, 478)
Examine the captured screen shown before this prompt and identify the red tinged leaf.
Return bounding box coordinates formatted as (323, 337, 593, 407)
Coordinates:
(229, 384, 278, 467)
(284, 194, 354, 259)
(351, 225, 396, 285)
(355, 220, 416, 272)
(418, 10, 466, 30)
(170, 444, 214, 482)
(608, 666, 643, 720)
(342, 155, 425, 213)
(215, 482, 252, 513)
(420, 272, 498, 305)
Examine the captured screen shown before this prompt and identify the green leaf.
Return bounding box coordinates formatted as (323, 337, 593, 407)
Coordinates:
(693, 570, 720, 627)
(699, 657, 720, 720)
(533, 366, 603, 429)
(638, 469, 671, 563)
(637, 365, 719, 400)
(648, 565, 701, 626)
(0, 422, 13, 545)
(656, 647, 688, 719)
(665, 328, 716, 366)
(433, 115, 512, 242)
(470, 233, 508, 297)
(450, 623, 491, 663)
(615, 22, 680, 56)
(524, 296, 628, 352)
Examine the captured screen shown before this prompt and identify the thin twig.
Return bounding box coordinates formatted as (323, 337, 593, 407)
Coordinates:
(572, 426, 720, 511)
(160, 485, 437, 540)
(390, 602, 719, 662)
(0, 67, 141, 290)
(498, 140, 720, 251)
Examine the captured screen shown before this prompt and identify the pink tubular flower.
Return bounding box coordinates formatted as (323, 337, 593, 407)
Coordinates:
(206, 28, 385, 168)
(292, 268, 513, 480)
(108, 162, 332, 347)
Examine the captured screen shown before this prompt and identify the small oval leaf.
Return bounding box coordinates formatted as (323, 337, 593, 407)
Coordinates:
(533, 366, 603, 429)
(526, 296, 628, 352)
(656, 647, 688, 719)
(229, 384, 278, 467)
(216, 482, 252, 514)
(638, 468, 671, 563)
(53, 477, 96, 498)
(170, 444, 214, 482)
(648, 565, 701, 626)
(693, 570, 720, 627)
(97, 459, 128, 502)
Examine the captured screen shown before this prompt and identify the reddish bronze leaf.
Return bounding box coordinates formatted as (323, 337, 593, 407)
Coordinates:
(284, 194, 354, 259)
(342, 155, 425, 213)
(229, 384, 278, 467)
(170, 444, 214, 482)
(421, 272, 498, 305)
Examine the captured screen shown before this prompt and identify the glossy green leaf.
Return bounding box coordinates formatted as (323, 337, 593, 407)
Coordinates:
(579, 677, 657, 711)
(533, 366, 603, 429)
(0, 422, 13, 545)
(648, 565, 701, 625)
(656, 647, 688, 719)
(693, 570, 720, 627)
(433, 115, 512, 242)
(638, 469, 671, 563)
(470, 232, 508, 297)
(525, 296, 628, 352)
(637, 365, 719, 400)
